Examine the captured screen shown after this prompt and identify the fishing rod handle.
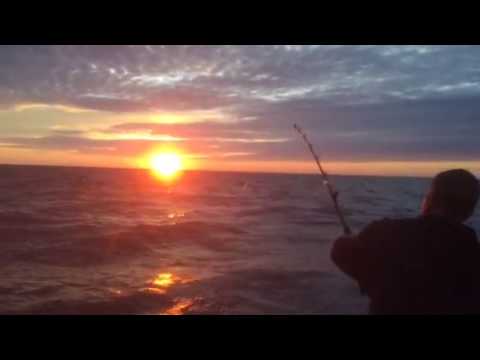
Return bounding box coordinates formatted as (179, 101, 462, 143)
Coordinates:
(334, 200, 352, 236)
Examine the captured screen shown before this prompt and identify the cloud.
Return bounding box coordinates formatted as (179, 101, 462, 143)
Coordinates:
(107, 120, 270, 139)
(1, 45, 480, 165)
(2, 45, 480, 112)
(2, 93, 480, 163)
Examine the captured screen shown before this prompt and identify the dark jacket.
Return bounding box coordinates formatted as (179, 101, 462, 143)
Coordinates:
(331, 215, 480, 314)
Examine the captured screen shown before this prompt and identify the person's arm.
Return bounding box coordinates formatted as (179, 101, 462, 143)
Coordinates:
(331, 220, 385, 284)
(462, 229, 480, 313)
(331, 235, 363, 280)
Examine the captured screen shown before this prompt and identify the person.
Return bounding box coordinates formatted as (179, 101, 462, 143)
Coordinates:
(331, 169, 480, 314)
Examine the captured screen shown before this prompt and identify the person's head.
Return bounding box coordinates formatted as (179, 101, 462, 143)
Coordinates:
(422, 169, 480, 223)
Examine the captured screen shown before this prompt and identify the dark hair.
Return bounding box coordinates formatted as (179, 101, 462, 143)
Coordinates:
(430, 169, 480, 221)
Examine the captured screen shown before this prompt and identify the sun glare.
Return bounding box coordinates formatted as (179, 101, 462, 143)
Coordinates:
(150, 152, 183, 180)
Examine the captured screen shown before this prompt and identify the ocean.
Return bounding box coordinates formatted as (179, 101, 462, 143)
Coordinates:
(1, 164, 478, 314)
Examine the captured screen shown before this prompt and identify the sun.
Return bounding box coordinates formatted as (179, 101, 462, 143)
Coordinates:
(150, 152, 183, 179)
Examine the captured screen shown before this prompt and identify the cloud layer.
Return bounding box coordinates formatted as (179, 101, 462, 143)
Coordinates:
(1, 45, 480, 165)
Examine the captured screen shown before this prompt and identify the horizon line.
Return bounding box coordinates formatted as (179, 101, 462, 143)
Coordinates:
(0, 161, 434, 180)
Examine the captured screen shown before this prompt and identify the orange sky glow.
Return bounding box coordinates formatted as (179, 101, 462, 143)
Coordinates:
(0, 103, 479, 178)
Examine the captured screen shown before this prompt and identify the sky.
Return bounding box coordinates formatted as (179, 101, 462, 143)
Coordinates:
(0, 45, 479, 177)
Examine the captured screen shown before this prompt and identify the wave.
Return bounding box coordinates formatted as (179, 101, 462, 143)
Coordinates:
(7, 269, 355, 315)
(8, 289, 176, 315)
(7, 221, 248, 267)
(0, 166, 476, 314)
(0, 211, 61, 226)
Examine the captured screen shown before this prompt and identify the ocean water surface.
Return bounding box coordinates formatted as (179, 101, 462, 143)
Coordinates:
(1, 165, 478, 314)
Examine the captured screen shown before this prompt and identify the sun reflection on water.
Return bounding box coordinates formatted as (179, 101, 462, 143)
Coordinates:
(143, 287, 167, 295)
(164, 298, 195, 315)
(143, 272, 197, 314)
(107, 288, 123, 296)
(153, 273, 175, 288)
(149, 272, 193, 290)
(167, 212, 185, 220)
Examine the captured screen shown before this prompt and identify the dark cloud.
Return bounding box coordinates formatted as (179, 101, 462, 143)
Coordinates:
(0, 135, 178, 156)
(0, 132, 273, 159)
(3, 93, 480, 162)
(108, 120, 271, 139)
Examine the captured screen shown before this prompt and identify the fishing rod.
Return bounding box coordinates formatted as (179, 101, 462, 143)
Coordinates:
(293, 123, 352, 236)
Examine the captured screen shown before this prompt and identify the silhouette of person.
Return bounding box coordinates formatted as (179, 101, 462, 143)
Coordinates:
(331, 169, 480, 314)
